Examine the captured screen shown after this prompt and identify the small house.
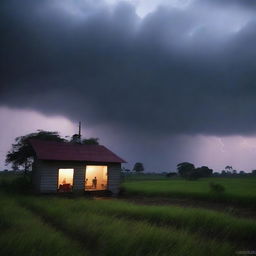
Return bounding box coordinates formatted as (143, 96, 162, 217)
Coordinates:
(30, 139, 126, 194)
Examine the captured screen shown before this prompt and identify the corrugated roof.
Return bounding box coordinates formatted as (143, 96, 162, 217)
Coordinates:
(29, 139, 126, 163)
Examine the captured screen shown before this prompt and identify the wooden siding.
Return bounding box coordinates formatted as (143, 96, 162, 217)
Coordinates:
(37, 160, 57, 193)
(31, 159, 41, 192)
(73, 165, 84, 191)
(35, 160, 84, 193)
(34, 160, 121, 194)
(107, 163, 121, 195)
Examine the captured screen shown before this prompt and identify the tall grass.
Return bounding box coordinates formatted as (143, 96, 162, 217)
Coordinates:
(20, 196, 234, 256)
(1, 174, 255, 256)
(122, 177, 256, 207)
(20, 196, 256, 246)
(0, 195, 87, 256)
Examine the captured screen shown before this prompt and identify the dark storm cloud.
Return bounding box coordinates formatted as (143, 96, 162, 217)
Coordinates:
(197, 0, 256, 9)
(1, 0, 256, 136)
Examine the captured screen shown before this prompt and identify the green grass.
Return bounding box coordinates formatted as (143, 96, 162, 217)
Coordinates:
(1, 174, 255, 256)
(20, 195, 234, 256)
(0, 171, 18, 182)
(0, 195, 87, 256)
(20, 196, 256, 246)
(123, 173, 168, 181)
(122, 177, 256, 206)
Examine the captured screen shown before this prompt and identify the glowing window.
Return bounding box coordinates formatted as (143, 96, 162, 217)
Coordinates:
(58, 168, 74, 192)
(85, 166, 108, 190)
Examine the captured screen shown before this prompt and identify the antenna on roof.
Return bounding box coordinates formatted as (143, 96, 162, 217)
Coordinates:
(78, 121, 81, 139)
(71, 122, 82, 144)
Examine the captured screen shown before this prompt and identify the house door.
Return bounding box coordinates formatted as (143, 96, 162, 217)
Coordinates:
(85, 166, 108, 190)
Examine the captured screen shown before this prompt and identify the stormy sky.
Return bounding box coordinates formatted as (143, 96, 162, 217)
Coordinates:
(1, 0, 256, 172)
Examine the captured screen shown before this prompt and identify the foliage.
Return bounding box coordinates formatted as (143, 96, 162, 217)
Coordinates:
(195, 166, 213, 178)
(6, 129, 101, 174)
(133, 162, 144, 173)
(0, 174, 33, 193)
(177, 162, 195, 179)
(186, 170, 201, 180)
(225, 166, 233, 171)
(81, 137, 99, 145)
(177, 163, 213, 180)
(69, 132, 99, 144)
(5, 130, 65, 172)
(166, 172, 177, 177)
(122, 167, 131, 172)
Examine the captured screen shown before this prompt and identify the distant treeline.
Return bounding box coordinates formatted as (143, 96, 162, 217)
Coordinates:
(121, 162, 256, 181)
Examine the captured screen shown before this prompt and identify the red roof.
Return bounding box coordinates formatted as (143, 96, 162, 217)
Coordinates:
(29, 139, 126, 163)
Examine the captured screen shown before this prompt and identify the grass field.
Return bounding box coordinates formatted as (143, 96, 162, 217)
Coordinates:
(0, 195, 87, 256)
(123, 173, 167, 181)
(1, 193, 235, 256)
(122, 176, 256, 207)
(0, 173, 255, 256)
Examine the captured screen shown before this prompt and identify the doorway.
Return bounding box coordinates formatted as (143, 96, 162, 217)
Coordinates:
(85, 165, 108, 190)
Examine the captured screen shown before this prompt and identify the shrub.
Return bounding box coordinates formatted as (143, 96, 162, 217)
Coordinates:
(187, 170, 201, 180)
(166, 172, 177, 178)
(0, 174, 32, 193)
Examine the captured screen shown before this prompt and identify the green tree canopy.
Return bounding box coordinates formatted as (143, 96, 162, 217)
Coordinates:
(5, 130, 65, 172)
(177, 163, 213, 180)
(195, 166, 213, 178)
(177, 162, 195, 178)
(81, 138, 99, 145)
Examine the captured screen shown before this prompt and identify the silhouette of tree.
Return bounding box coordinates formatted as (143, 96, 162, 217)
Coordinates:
(196, 166, 213, 177)
(225, 165, 233, 172)
(177, 162, 195, 178)
(133, 162, 144, 173)
(251, 170, 256, 176)
(221, 170, 226, 176)
(81, 138, 99, 145)
(177, 163, 213, 180)
(121, 167, 131, 173)
(5, 130, 65, 173)
(166, 172, 177, 178)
